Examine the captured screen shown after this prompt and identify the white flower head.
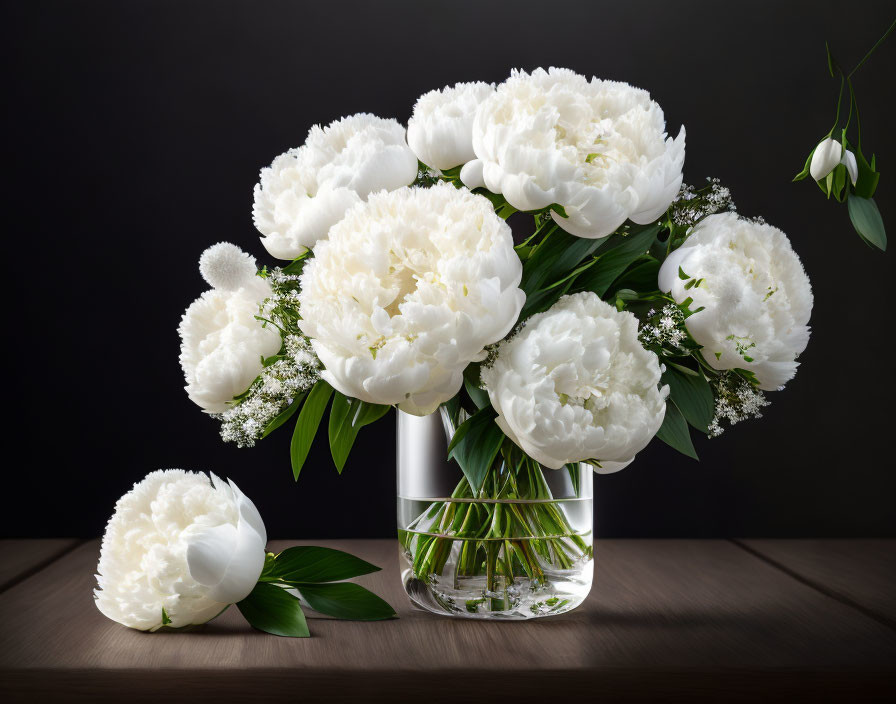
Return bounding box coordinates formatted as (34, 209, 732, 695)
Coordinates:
(407, 81, 495, 170)
(199, 242, 258, 291)
(95, 469, 267, 631)
(179, 244, 281, 413)
(253, 113, 418, 259)
(461, 67, 685, 239)
(482, 292, 668, 472)
(298, 182, 525, 415)
(658, 212, 813, 390)
(809, 137, 843, 181)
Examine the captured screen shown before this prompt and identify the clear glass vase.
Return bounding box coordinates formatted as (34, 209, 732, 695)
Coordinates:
(397, 408, 594, 619)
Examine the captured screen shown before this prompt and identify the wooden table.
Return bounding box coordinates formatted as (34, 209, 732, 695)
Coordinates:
(1, 539, 894, 702)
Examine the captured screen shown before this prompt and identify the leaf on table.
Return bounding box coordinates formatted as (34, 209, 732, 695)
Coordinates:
(236, 582, 310, 638)
(292, 582, 397, 621)
(266, 546, 381, 583)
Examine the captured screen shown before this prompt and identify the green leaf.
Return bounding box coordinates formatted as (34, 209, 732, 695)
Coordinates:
(293, 582, 396, 621)
(161, 607, 172, 626)
(290, 381, 334, 479)
(519, 225, 608, 297)
(572, 225, 661, 297)
(281, 252, 310, 277)
(610, 257, 660, 294)
(848, 195, 887, 251)
(328, 393, 392, 473)
(793, 149, 815, 182)
(236, 582, 310, 638)
(853, 148, 880, 199)
(447, 406, 504, 492)
(463, 377, 489, 410)
(262, 393, 304, 440)
(267, 546, 381, 583)
(655, 401, 698, 460)
(663, 366, 714, 434)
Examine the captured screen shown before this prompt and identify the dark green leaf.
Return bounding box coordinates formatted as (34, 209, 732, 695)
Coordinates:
(519, 225, 608, 297)
(293, 582, 396, 621)
(281, 252, 310, 277)
(610, 257, 661, 294)
(793, 149, 815, 182)
(237, 582, 310, 638)
(290, 382, 334, 479)
(263, 393, 304, 440)
(447, 406, 504, 492)
(572, 225, 661, 297)
(853, 147, 881, 199)
(328, 393, 392, 473)
(848, 195, 887, 251)
(663, 367, 714, 434)
(463, 377, 489, 410)
(268, 546, 381, 583)
(655, 401, 698, 460)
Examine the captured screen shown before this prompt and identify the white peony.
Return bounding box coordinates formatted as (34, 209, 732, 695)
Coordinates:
(252, 113, 418, 259)
(95, 469, 267, 631)
(658, 213, 813, 390)
(179, 244, 281, 413)
(482, 292, 667, 472)
(298, 182, 525, 415)
(461, 67, 685, 239)
(407, 81, 494, 170)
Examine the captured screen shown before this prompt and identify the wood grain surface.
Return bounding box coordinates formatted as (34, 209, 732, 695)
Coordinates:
(740, 539, 896, 627)
(1, 539, 894, 702)
(0, 539, 80, 592)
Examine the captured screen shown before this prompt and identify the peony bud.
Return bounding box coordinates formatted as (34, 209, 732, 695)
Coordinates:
(840, 149, 858, 185)
(809, 138, 843, 180)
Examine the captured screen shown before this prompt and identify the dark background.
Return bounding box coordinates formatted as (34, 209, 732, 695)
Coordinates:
(4, 0, 894, 539)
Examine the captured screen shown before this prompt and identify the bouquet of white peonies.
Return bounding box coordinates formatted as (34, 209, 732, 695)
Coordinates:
(178, 66, 820, 617)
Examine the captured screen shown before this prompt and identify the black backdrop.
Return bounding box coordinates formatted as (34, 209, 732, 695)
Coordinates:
(4, 0, 895, 539)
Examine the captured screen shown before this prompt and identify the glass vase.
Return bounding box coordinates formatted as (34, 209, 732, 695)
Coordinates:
(396, 408, 593, 619)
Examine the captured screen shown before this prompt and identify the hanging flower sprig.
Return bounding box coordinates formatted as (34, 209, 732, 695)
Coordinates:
(794, 20, 894, 251)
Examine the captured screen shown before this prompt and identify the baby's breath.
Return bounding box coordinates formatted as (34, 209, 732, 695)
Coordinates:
(707, 372, 770, 437)
(670, 177, 736, 227)
(639, 304, 688, 352)
(216, 334, 321, 448)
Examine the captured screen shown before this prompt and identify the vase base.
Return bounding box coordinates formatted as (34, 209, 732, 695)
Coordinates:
(400, 554, 592, 620)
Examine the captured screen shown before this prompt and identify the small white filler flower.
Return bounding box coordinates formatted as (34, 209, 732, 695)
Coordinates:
(407, 81, 494, 170)
(482, 292, 668, 472)
(178, 243, 281, 413)
(298, 182, 525, 415)
(95, 469, 267, 631)
(658, 213, 813, 390)
(253, 113, 418, 259)
(461, 67, 685, 239)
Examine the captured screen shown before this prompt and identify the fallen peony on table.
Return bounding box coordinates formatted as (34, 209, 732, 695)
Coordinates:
(1, 538, 895, 702)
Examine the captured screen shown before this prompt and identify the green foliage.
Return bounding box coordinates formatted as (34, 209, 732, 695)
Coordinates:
(571, 224, 661, 298)
(848, 194, 887, 251)
(262, 546, 381, 583)
(262, 394, 304, 440)
(237, 582, 310, 638)
(251, 547, 397, 626)
(328, 392, 392, 473)
(290, 381, 334, 479)
(294, 583, 396, 621)
(663, 366, 715, 434)
(655, 401, 698, 460)
(447, 406, 505, 492)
